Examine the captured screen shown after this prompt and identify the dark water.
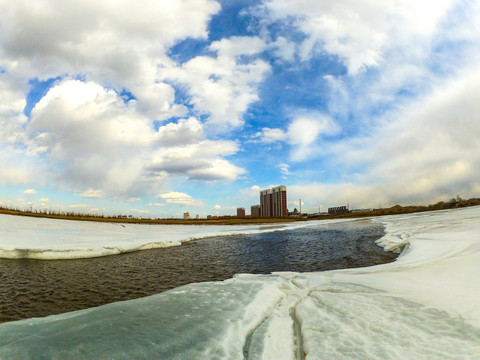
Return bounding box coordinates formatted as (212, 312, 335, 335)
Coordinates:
(0, 220, 397, 323)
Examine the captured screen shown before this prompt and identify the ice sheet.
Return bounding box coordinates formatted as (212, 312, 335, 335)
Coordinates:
(1, 206, 480, 359)
(0, 214, 346, 259)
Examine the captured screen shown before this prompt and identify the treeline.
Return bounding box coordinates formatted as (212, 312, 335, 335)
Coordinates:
(0, 206, 126, 222)
(1, 197, 480, 224)
(0, 206, 107, 218)
(0, 205, 299, 225)
(325, 197, 480, 219)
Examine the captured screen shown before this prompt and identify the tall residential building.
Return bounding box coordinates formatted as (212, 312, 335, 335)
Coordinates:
(251, 205, 261, 218)
(236, 207, 246, 218)
(260, 185, 287, 217)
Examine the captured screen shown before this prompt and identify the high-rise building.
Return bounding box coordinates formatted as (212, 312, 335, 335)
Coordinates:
(260, 185, 287, 217)
(251, 205, 261, 218)
(237, 207, 246, 218)
(260, 189, 272, 217)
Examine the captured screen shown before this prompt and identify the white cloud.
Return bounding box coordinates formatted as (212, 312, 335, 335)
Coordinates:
(157, 191, 203, 206)
(148, 202, 165, 207)
(27, 79, 152, 194)
(256, 128, 288, 143)
(256, 113, 339, 161)
(69, 204, 89, 209)
(0, 0, 220, 85)
(23, 189, 37, 195)
(305, 66, 480, 207)
(155, 117, 204, 147)
(150, 140, 245, 181)
(6, 78, 245, 196)
(213, 204, 222, 209)
(79, 189, 105, 199)
(239, 185, 262, 203)
(262, 0, 456, 74)
(271, 36, 296, 62)
(279, 163, 290, 176)
(130, 209, 150, 214)
(166, 36, 271, 132)
(0, 1, 263, 202)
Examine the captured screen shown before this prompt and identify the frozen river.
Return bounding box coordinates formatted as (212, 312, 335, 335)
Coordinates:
(1, 206, 480, 359)
(0, 220, 394, 322)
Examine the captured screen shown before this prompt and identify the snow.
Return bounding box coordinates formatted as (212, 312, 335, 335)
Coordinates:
(1, 206, 480, 359)
(0, 214, 347, 259)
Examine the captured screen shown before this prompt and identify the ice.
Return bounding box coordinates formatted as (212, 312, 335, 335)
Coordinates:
(0, 275, 292, 359)
(0, 214, 346, 259)
(1, 206, 480, 359)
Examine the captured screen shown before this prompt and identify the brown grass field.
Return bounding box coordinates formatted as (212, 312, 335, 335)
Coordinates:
(1, 197, 479, 225)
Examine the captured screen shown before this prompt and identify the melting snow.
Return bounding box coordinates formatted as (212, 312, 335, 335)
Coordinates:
(1, 206, 480, 359)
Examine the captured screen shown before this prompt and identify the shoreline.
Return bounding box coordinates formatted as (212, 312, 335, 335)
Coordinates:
(0, 220, 392, 323)
(1, 197, 480, 225)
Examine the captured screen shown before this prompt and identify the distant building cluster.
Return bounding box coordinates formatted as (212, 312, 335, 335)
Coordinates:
(238, 185, 289, 218)
(260, 186, 288, 217)
(201, 184, 353, 219)
(328, 206, 349, 215)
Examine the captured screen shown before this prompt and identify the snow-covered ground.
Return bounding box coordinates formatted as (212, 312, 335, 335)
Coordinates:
(1, 206, 480, 359)
(0, 214, 347, 259)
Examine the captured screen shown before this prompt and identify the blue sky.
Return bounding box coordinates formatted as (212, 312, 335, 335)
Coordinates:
(1, 0, 480, 218)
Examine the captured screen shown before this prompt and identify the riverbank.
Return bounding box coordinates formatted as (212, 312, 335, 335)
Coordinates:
(1, 197, 479, 224)
(0, 220, 392, 323)
(1, 206, 479, 359)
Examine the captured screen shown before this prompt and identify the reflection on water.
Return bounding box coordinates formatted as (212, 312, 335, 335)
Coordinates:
(0, 220, 396, 323)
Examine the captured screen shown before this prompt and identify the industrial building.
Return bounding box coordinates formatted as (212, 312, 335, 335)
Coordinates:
(260, 185, 287, 218)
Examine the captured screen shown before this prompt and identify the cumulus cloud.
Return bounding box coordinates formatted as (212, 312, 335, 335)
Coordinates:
(238, 185, 263, 205)
(150, 139, 245, 181)
(256, 128, 288, 143)
(255, 112, 339, 161)
(27, 79, 152, 194)
(157, 191, 203, 206)
(23, 189, 37, 195)
(166, 36, 271, 132)
(155, 117, 204, 147)
(0, 78, 245, 196)
(261, 0, 456, 74)
(0, 0, 220, 84)
(0, 1, 259, 201)
(298, 67, 480, 208)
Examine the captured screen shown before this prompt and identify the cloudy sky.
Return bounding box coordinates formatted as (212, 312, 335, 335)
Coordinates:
(1, 0, 480, 218)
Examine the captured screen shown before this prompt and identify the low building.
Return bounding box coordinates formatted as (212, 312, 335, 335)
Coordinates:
(328, 206, 349, 215)
(288, 207, 300, 217)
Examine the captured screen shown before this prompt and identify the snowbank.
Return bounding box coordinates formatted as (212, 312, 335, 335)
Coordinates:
(1, 206, 480, 359)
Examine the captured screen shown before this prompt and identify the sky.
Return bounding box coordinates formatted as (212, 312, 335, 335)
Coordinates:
(1, 0, 480, 218)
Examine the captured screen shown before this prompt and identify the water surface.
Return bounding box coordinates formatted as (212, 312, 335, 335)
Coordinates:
(0, 220, 396, 322)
